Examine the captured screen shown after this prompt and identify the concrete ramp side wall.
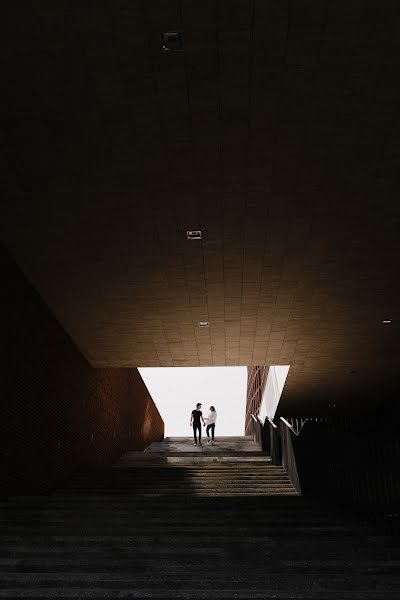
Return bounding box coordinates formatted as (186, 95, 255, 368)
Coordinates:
(0, 246, 164, 496)
(134, 369, 165, 448)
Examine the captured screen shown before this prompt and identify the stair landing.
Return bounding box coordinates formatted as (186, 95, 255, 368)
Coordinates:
(145, 435, 264, 454)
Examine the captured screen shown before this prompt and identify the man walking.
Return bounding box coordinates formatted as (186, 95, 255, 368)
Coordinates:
(190, 403, 205, 446)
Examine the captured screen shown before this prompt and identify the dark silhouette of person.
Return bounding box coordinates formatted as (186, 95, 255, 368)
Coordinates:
(190, 403, 205, 445)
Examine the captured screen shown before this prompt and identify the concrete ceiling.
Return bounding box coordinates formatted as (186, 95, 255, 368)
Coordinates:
(1, 1, 400, 413)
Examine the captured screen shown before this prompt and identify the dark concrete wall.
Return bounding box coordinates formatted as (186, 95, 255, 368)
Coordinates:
(290, 419, 400, 511)
(0, 247, 164, 496)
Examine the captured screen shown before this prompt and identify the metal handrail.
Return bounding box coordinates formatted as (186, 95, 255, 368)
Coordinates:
(280, 417, 310, 436)
(251, 413, 277, 428)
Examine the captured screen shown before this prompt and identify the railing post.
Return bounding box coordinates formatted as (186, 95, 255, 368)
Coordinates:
(262, 420, 271, 453)
(270, 423, 282, 465)
(251, 413, 282, 461)
(280, 420, 301, 494)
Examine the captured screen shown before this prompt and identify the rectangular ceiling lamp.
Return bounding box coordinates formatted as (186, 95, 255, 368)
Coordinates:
(186, 230, 202, 240)
(161, 31, 184, 52)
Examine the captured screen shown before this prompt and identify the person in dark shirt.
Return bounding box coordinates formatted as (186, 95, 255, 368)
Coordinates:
(190, 403, 205, 445)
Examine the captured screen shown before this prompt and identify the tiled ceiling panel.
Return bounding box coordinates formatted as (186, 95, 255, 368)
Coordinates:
(1, 1, 399, 413)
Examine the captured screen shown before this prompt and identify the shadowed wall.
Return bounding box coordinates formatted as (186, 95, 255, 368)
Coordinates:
(1, 247, 164, 496)
(290, 418, 400, 512)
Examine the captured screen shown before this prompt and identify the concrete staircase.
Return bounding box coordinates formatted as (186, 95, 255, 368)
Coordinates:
(107, 436, 297, 497)
(0, 436, 399, 598)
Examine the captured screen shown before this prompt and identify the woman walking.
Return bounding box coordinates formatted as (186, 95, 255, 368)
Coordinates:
(205, 406, 217, 444)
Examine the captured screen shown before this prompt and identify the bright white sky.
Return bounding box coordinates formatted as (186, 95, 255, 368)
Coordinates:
(139, 366, 247, 437)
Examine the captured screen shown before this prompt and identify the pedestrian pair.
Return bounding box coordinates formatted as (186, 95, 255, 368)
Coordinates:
(190, 403, 217, 445)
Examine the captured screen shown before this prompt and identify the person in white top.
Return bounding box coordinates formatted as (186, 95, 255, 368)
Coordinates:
(205, 406, 217, 444)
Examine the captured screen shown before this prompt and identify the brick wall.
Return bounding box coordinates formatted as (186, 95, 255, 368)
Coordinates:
(245, 366, 269, 436)
(0, 246, 164, 496)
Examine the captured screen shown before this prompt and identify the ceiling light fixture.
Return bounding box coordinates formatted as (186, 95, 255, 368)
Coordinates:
(186, 230, 202, 240)
(198, 321, 209, 327)
(382, 319, 392, 324)
(161, 31, 184, 52)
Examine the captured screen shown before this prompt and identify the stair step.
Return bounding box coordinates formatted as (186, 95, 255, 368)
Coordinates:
(62, 481, 293, 488)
